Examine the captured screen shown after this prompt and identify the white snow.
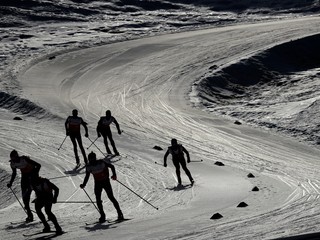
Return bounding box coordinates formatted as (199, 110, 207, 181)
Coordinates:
(1, 1, 320, 240)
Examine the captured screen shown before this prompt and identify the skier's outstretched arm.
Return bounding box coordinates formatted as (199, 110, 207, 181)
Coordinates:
(7, 167, 17, 187)
(113, 118, 121, 134)
(96, 119, 102, 137)
(48, 180, 59, 203)
(81, 120, 89, 137)
(163, 150, 169, 167)
(65, 118, 69, 135)
(80, 171, 90, 188)
(182, 146, 190, 163)
(106, 162, 117, 180)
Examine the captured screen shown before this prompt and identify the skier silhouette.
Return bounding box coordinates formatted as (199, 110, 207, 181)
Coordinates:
(31, 176, 63, 234)
(163, 139, 194, 187)
(80, 151, 124, 223)
(96, 110, 121, 156)
(65, 109, 89, 166)
(7, 150, 41, 222)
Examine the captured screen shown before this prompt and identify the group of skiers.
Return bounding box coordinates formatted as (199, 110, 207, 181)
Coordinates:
(7, 108, 194, 234)
(64, 109, 122, 166)
(7, 150, 63, 234)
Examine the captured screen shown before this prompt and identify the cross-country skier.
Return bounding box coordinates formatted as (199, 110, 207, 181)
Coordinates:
(31, 176, 63, 234)
(96, 110, 121, 156)
(7, 150, 41, 222)
(65, 109, 89, 166)
(163, 139, 194, 187)
(80, 151, 124, 223)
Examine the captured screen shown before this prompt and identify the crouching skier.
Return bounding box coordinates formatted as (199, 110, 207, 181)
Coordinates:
(7, 150, 41, 223)
(31, 176, 63, 235)
(80, 151, 124, 223)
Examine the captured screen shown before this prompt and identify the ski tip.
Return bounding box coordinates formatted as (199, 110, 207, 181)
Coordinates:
(108, 218, 133, 223)
(56, 231, 67, 236)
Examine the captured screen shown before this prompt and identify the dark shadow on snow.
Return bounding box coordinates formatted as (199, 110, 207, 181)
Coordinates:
(272, 232, 320, 240)
(103, 155, 122, 163)
(64, 165, 86, 175)
(31, 232, 66, 240)
(5, 221, 40, 230)
(166, 184, 192, 191)
(83, 222, 117, 232)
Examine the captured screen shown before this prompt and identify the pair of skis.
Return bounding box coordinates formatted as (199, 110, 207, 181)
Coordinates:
(85, 218, 132, 226)
(23, 230, 65, 238)
(21, 219, 130, 238)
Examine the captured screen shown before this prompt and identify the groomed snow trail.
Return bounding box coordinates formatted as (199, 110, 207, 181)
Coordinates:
(1, 16, 320, 240)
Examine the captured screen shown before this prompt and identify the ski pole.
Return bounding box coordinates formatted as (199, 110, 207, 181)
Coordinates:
(58, 135, 68, 150)
(49, 175, 71, 180)
(87, 137, 106, 156)
(56, 201, 97, 203)
(82, 188, 100, 214)
(9, 187, 28, 215)
(190, 159, 203, 162)
(116, 180, 159, 210)
(87, 136, 99, 150)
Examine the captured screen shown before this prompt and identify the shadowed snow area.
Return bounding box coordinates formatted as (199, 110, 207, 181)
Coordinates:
(196, 33, 320, 145)
(1, 1, 320, 240)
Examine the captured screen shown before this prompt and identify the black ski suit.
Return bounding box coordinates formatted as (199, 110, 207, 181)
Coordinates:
(65, 115, 88, 164)
(8, 156, 41, 221)
(164, 144, 194, 185)
(32, 177, 62, 233)
(96, 116, 121, 155)
(81, 160, 123, 220)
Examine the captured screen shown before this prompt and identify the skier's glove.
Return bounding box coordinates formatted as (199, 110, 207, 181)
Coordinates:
(85, 133, 89, 138)
(7, 183, 12, 188)
(164, 163, 167, 167)
(53, 198, 57, 204)
(118, 130, 122, 135)
(80, 184, 85, 189)
(111, 175, 117, 181)
(97, 133, 101, 138)
(66, 131, 69, 136)
(187, 159, 190, 163)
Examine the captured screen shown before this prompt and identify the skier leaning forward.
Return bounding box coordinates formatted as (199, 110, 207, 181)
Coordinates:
(163, 139, 194, 187)
(80, 151, 124, 223)
(65, 109, 89, 166)
(31, 176, 63, 234)
(7, 150, 41, 222)
(96, 110, 121, 156)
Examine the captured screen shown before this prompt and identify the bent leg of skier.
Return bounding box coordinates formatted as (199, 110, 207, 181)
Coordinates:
(180, 159, 194, 185)
(104, 182, 123, 220)
(70, 135, 80, 165)
(44, 201, 62, 233)
(21, 180, 33, 222)
(94, 183, 106, 223)
(173, 160, 182, 186)
(76, 135, 88, 165)
(102, 134, 112, 154)
(35, 200, 51, 232)
(107, 131, 119, 156)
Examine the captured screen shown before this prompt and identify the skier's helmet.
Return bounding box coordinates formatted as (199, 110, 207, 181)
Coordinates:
(10, 150, 19, 159)
(72, 109, 78, 117)
(106, 110, 111, 118)
(88, 151, 96, 162)
(171, 138, 178, 146)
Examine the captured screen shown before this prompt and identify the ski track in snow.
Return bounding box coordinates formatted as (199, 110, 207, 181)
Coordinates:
(1, 15, 320, 240)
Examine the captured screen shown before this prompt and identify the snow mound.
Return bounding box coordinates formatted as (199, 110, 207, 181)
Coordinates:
(196, 33, 320, 145)
(0, 92, 56, 119)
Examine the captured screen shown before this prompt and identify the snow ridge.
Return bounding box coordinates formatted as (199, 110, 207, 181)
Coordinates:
(0, 91, 56, 119)
(197, 33, 320, 145)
